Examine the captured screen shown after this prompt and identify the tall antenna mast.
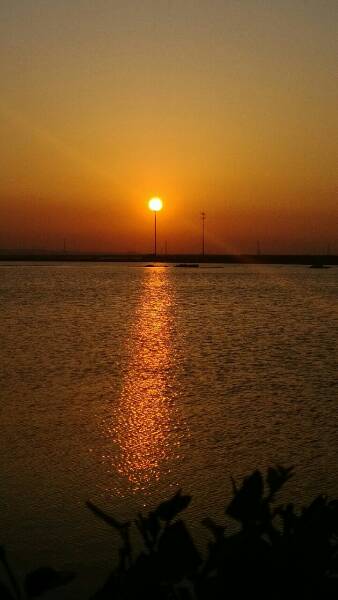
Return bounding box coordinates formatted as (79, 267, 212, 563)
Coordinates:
(201, 211, 206, 256)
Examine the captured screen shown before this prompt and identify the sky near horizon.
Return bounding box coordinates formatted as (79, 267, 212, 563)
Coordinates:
(0, 0, 337, 253)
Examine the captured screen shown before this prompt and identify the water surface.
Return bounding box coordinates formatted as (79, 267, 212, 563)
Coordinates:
(1, 262, 337, 596)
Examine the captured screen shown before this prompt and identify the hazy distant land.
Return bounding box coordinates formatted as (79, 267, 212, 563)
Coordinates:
(0, 252, 337, 265)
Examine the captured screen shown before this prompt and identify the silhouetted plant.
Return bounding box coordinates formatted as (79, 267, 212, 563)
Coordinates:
(2, 466, 338, 599)
(88, 466, 338, 600)
(0, 546, 74, 599)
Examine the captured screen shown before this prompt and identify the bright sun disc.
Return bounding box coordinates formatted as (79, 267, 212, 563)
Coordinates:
(148, 197, 163, 212)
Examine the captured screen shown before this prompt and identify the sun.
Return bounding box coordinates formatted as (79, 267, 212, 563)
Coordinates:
(148, 197, 163, 212)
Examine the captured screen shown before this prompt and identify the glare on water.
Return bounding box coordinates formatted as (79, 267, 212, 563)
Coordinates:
(104, 267, 184, 491)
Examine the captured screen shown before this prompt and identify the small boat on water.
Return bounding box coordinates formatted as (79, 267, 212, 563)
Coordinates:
(174, 263, 199, 268)
(309, 263, 330, 269)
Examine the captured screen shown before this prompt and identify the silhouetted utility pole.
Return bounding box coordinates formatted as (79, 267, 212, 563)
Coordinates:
(201, 211, 206, 256)
(154, 212, 157, 256)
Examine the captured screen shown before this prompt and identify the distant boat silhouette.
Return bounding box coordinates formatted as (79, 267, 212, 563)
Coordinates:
(174, 263, 199, 268)
(309, 262, 329, 269)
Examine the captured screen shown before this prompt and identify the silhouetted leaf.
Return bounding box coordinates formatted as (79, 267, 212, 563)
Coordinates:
(0, 546, 21, 600)
(201, 517, 225, 541)
(86, 500, 131, 532)
(155, 490, 191, 522)
(267, 465, 293, 499)
(276, 502, 298, 536)
(136, 511, 160, 550)
(176, 585, 194, 600)
(327, 499, 338, 535)
(89, 572, 119, 599)
(226, 470, 265, 525)
(0, 581, 15, 600)
(143, 510, 160, 540)
(157, 520, 201, 581)
(123, 552, 165, 599)
(25, 567, 75, 598)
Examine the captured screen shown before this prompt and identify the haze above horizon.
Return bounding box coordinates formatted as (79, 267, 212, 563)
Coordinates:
(0, 0, 337, 254)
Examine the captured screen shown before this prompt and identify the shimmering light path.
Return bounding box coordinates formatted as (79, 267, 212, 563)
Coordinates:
(105, 267, 185, 492)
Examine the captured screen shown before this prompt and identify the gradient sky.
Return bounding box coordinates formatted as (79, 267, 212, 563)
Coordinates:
(0, 0, 337, 253)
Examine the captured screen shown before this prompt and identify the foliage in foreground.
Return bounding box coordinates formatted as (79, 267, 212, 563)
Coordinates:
(1, 466, 338, 599)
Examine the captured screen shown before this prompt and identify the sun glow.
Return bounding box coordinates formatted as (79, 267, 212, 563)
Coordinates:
(148, 197, 163, 212)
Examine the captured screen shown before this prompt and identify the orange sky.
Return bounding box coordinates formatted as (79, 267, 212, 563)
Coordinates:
(0, 0, 337, 253)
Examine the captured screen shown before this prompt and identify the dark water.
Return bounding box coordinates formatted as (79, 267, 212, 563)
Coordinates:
(1, 262, 337, 597)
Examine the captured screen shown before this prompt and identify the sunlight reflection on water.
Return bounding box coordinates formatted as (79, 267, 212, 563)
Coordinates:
(104, 267, 185, 493)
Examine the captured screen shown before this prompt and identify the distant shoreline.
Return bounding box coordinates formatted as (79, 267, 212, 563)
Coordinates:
(0, 253, 337, 265)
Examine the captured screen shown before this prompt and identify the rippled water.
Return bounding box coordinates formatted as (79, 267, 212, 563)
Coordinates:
(1, 262, 337, 596)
